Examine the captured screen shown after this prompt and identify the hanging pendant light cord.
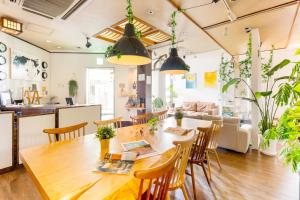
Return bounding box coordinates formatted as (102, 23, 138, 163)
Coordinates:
(171, 11, 178, 48)
(127, 0, 134, 24)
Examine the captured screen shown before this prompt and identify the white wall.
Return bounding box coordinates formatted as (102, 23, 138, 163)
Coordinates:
(152, 49, 229, 107)
(49, 53, 137, 119)
(0, 32, 50, 100)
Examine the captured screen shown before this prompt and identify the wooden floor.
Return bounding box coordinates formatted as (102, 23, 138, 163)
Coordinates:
(0, 148, 298, 200)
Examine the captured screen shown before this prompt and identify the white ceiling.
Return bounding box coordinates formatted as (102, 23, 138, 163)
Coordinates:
(0, 0, 298, 55)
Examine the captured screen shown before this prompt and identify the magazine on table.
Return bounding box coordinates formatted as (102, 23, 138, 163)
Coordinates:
(121, 140, 159, 160)
(95, 152, 137, 174)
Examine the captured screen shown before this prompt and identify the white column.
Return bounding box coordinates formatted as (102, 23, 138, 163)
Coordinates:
(250, 28, 261, 150)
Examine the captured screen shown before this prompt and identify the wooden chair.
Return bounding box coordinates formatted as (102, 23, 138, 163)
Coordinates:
(94, 117, 123, 129)
(168, 134, 195, 200)
(131, 113, 152, 125)
(134, 147, 180, 200)
(206, 120, 222, 180)
(187, 125, 215, 200)
(43, 122, 88, 144)
(152, 110, 168, 121)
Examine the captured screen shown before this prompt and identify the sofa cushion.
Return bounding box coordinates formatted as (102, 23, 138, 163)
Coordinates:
(196, 102, 215, 112)
(182, 102, 197, 111)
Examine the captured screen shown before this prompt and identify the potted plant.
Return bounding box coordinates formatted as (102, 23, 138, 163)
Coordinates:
(95, 126, 115, 152)
(147, 117, 159, 134)
(175, 109, 184, 126)
(68, 80, 78, 100)
(222, 48, 300, 155)
(152, 96, 164, 112)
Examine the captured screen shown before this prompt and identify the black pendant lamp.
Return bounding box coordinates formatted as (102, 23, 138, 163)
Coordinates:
(160, 11, 189, 74)
(106, 0, 151, 66)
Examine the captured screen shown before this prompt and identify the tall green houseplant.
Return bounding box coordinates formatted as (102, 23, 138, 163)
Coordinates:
(68, 80, 78, 98)
(222, 48, 300, 137)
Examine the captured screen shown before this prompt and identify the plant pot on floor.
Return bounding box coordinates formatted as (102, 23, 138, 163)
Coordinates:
(259, 135, 278, 156)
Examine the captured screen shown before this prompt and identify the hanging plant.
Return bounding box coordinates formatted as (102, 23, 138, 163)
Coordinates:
(239, 33, 252, 79)
(68, 80, 78, 97)
(219, 54, 234, 85)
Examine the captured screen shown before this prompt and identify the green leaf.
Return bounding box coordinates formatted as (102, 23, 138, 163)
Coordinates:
(222, 78, 239, 93)
(235, 97, 256, 102)
(255, 91, 272, 98)
(295, 48, 300, 55)
(294, 83, 300, 93)
(274, 76, 291, 81)
(266, 59, 291, 76)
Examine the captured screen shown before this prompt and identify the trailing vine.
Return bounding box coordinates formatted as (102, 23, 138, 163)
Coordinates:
(219, 54, 234, 85)
(169, 10, 189, 71)
(239, 33, 252, 79)
(126, 0, 134, 24)
(261, 45, 274, 82)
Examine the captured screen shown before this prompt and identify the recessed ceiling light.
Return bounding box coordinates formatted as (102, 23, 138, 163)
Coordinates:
(46, 40, 52, 43)
(56, 46, 61, 49)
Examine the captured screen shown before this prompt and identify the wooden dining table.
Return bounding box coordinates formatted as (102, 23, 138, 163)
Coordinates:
(20, 117, 212, 200)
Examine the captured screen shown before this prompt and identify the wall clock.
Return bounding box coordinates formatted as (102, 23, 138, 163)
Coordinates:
(0, 55, 6, 65)
(0, 42, 7, 53)
(42, 72, 48, 80)
(42, 61, 48, 69)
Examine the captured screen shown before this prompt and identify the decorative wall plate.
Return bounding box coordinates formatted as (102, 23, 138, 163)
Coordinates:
(0, 71, 7, 81)
(0, 42, 7, 53)
(42, 61, 48, 69)
(0, 55, 6, 65)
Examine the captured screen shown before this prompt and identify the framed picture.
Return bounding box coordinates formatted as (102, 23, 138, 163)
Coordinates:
(204, 71, 217, 88)
(11, 50, 41, 81)
(185, 73, 197, 89)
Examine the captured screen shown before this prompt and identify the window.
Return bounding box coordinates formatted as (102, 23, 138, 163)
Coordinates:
(86, 68, 114, 118)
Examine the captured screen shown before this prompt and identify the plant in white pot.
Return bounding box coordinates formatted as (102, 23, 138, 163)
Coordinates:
(222, 48, 300, 155)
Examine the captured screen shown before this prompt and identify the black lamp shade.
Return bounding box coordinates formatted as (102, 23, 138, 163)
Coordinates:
(160, 48, 189, 74)
(106, 23, 151, 66)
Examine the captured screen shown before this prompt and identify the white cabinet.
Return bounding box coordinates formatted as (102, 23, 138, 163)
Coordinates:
(18, 114, 55, 163)
(58, 105, 101, 135)
(0, 112, 13, 172)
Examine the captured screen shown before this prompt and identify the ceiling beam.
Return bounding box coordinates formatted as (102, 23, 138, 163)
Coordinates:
(166, 0, 233, 56)
(203, 0, 300, 30)
(285, 1, 300, 48)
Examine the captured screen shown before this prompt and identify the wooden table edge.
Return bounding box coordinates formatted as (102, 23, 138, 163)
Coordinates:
(20, 152, 50, 200)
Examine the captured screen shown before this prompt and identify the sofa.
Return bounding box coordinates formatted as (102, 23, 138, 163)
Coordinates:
(181, 101, 220, 116)
(186, 114, 252, 153)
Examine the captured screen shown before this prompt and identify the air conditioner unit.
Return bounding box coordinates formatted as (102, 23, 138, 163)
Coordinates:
(7, 0, 87, 20)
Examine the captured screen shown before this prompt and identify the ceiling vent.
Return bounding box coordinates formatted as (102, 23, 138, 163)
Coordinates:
(8, 0, 87, 20)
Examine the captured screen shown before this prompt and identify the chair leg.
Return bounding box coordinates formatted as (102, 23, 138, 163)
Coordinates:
(206, 151, 212, 180)
(201, 162, 211, 186)
(180, 184, 189, 200)
(190, 163, 197, 200)
(213, 149, 222, 170)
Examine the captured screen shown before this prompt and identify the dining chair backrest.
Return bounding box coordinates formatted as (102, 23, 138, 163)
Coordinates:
(43, 122, 88, 144)
(169, 133, 195, 189)
(208, 120, 222, 149)
(131, 113, 151, 125)
(134, 147, 180, 200)
(152, 110, 168, 121)
(190, 125, 215, 163)
(94, 117, 123, 129)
